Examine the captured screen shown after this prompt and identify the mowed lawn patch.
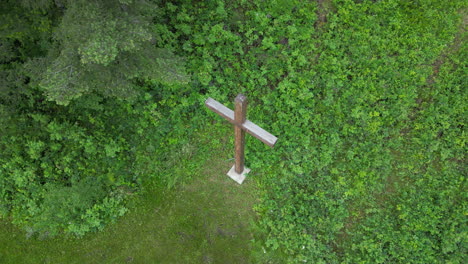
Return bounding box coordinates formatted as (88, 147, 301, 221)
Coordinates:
(0, 144, 277, 264)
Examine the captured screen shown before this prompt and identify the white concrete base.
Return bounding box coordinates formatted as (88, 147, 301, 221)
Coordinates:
(227, 165, 251, 184)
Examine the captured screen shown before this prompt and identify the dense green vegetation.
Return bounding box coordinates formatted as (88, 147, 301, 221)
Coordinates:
(1, 137, 280, 263)
(1, 0, 193, 237)
(1, 0, 466, 263)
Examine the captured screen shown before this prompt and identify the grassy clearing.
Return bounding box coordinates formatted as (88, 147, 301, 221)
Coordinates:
(0, 129, 281, 263)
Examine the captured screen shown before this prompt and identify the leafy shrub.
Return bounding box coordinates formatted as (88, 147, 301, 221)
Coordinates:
(1, 2, 465, 262)
(157, 0, 466, 262)
(0, 0, 202, 237)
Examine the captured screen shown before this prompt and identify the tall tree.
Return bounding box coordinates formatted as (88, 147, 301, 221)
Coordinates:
(0, 0, 189, 236)
(23, 0, 188, 105)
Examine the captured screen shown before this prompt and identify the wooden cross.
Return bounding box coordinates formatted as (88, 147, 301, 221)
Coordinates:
(205, 94, 278, 184)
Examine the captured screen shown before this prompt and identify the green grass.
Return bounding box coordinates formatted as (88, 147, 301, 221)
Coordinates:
(0, 136, 281, 263)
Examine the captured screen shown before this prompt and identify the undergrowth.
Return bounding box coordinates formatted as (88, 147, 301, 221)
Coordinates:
(0, 0, 465, 262)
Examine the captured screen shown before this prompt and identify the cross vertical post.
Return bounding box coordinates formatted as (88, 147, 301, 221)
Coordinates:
(204, 94, 278, 184)
(234, 94, 247, 174)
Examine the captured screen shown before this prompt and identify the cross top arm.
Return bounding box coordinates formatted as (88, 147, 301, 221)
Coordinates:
(205, 96, 278, 147)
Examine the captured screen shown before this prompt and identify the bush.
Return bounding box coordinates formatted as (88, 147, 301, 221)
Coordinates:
(157, 0, 466, 262)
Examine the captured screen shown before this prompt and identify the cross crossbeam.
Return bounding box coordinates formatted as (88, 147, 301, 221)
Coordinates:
(205, 94, 278, 184)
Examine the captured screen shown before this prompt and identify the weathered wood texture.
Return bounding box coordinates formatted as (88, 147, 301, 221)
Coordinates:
(205, 97, 278, 147)
(242, 120, 277, 147)
(234, 95, 247, 173)
(205, 98, 234, 121)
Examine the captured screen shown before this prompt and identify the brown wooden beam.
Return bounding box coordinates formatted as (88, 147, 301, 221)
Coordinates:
(234, 94, 247, 173)
(205, 97, 278, 147)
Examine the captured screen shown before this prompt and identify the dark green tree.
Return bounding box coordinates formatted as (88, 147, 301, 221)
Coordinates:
(22, 0, 188, 105)
(0, 0, 189, 236)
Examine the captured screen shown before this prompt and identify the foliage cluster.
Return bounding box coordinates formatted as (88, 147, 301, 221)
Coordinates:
(0, 0, 466, 262)
(157, 0, 466, 262)
(0, 0, 194, 237)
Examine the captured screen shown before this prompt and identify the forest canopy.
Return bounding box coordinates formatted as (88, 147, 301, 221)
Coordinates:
(1, 0, 466, 262)
(1, 0, 188, 236)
